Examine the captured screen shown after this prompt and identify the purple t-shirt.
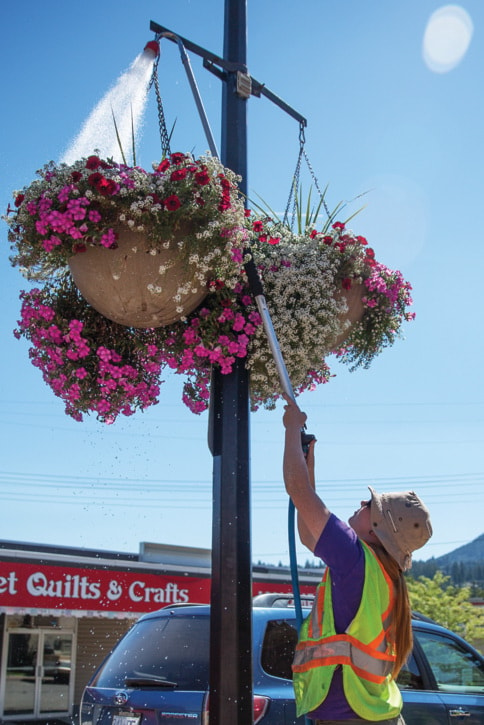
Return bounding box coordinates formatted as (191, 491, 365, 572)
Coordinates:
(307, 513, 366, 720)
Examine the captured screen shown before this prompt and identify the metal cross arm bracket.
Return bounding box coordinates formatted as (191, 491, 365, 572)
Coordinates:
(149, 20, 307, 124)
(150, 20, 246, 73)
(249, 76, 307, 126)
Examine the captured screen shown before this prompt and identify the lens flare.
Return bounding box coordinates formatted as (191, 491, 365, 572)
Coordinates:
(423, 5, 473, 73)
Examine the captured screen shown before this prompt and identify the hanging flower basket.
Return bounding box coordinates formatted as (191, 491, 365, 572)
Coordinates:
(7, 152, 247, 324)
(237, 217, 414, 410)
(68, 224, 210, 327)
(5, 155, 415, 422)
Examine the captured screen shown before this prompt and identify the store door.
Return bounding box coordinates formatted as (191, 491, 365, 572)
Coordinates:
(2, 628, 74, 719)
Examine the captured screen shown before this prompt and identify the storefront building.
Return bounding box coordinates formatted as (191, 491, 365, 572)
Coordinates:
(0, 539, 321, 722)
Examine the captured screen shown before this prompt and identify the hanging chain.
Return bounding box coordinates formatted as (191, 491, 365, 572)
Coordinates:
(283, 122, 305, 230)
(283, 121, 333, 230)
(148, 35, 172, 158)
(302, 146, 332, 220)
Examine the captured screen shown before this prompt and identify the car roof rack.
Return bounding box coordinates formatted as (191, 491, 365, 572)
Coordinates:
(252, 592, 315, 608)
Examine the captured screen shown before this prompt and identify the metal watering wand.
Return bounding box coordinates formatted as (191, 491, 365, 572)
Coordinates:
(152, 29, 315, 625)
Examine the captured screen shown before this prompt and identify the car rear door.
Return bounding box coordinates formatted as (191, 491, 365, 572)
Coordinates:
(398, 646, 448, 725)
(413, 627, 484, 725)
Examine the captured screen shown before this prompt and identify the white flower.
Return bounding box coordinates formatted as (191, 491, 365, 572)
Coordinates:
(147, 284, 162, 294)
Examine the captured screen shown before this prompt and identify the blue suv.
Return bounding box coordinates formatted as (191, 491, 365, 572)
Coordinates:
(80, 594, 484, 724)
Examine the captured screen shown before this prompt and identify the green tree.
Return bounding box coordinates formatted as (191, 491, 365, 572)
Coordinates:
(407, 571, 484, 651)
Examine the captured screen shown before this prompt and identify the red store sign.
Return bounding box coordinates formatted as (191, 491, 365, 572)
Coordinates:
(0, 561, 316, 614)
(0, 561, 209, 613)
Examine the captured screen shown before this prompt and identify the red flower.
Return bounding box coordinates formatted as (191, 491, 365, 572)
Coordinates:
(332, 221, 345, 230)
(309, 229, 318, 238)
(268, 237, 280, 245)
(72, 243, 87, 254)
(244, 208, 251, 217)
(88, 172, 103, 187)
(14, 194, 25, 207)
(195, 171, 210, 186)
(252, 220, 264, 232)
(96, 178, 118, 196)
(218, 196, 231, 211)
(157, 159, 171, 172)
(86, 155, 102, 170)
(71, 171, 82, 182)
(164, 194, 181, 211)
(170, 152, 186, 165)
(170, 168, 188, 181)
(341, 278, 352, 290)
(195, 197, 206, 206)
(322, 236, 333, 245)
(356, 235, 368, 246)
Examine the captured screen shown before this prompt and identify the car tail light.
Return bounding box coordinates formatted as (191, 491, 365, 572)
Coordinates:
(253, 695, 270, 722)
(202, 692, 269, 724)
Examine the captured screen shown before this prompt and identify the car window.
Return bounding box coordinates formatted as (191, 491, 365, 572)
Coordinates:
(261, 619, 298, 680)
(415, 629, 484, 694)
(92, 615, 210, 690)
(396, 651, 425, 690)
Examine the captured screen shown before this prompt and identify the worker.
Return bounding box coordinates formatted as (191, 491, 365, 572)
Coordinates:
(282, 395, 432, 724)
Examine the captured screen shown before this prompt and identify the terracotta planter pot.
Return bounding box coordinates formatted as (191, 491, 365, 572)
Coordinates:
(332, 281, 366, 349)
(68, 226, 208, 328)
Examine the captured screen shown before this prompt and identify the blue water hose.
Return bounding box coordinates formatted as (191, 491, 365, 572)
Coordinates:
(288, 499, 304, 632)
(289, 498, 313, 725)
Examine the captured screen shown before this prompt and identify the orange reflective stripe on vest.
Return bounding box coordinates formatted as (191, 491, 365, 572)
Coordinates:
(293, 632, 395, 683)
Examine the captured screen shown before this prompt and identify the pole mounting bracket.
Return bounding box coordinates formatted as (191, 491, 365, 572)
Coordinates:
(236, 71, 252, 99)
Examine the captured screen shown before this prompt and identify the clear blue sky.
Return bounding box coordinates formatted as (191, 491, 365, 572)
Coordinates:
(1, 1, 482, 566)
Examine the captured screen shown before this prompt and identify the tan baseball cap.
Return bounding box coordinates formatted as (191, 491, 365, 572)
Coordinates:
(369, 487, 433, 571)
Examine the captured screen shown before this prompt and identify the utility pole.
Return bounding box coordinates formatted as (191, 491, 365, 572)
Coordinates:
(208, 4, 253, 723)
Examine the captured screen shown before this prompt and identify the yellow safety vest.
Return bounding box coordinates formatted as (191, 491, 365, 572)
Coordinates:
(292, 542, 403, 720)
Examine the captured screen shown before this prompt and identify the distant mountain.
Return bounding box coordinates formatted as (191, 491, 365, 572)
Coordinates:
(434, 534, 484, 566)
(411, 534, 484, 585)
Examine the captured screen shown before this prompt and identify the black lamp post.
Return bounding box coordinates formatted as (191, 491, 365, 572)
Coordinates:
(208, 5, 253, 723)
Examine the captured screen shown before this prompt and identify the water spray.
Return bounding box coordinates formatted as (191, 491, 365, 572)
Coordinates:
(60, 41, 159, 165)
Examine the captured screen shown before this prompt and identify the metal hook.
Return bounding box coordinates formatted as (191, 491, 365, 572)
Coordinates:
(299, 120, 306, 148)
